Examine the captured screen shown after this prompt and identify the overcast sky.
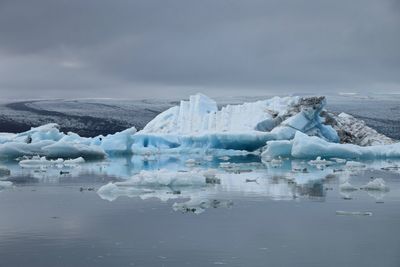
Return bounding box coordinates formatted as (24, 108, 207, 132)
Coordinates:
(0, 0, 399, 99)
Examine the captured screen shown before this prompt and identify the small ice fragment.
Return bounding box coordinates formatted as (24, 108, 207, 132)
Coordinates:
(64, 157, 85, 164)
(339, 181, 358, 191)
(361, 178, 389, 191)
(336, 210, 372, 216)
(308, 156, 333, 166)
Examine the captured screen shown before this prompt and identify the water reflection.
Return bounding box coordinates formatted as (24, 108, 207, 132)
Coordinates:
(1, 155, 400, 213)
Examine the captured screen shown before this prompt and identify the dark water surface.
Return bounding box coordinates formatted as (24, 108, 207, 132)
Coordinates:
(0, 157, 399, 267)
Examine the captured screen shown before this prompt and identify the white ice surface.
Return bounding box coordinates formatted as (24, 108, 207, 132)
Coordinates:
(262, 131, 400, 159)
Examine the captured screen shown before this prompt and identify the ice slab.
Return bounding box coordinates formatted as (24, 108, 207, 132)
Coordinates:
(262, 131, 400, 159)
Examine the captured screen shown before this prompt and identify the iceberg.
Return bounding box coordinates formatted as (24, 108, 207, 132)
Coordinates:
(123, 94, 341, 154)
(0, 123, 106, 160)
(361, 178, 389, 191)
(0, 93, 398, 160)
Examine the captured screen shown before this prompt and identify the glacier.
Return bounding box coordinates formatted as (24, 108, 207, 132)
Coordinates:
(0, 93, 398, 161)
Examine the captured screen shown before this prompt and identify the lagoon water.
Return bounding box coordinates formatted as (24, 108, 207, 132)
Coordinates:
(0, 156, 399, 267)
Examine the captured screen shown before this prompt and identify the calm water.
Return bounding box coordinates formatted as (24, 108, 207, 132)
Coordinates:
(0, 156, 400, 267)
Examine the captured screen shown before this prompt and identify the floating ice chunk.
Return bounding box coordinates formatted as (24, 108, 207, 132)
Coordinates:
(19, 156, 85, 168)
(64, 157, 85, 164)
(361, 178, 389, 191)
(0, 166, 11, 176)
(336, 211, 372, 216)
(339, 181, 358, 191)
(19, 157, 64, 168)
(0, 181, 13, 189)
(131, 94, 339, 153)
(115, 169, 207, 187)
(308, 156, 334, 166)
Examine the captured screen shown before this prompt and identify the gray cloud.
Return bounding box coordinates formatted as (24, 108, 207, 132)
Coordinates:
(0, 0, 399, 99)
